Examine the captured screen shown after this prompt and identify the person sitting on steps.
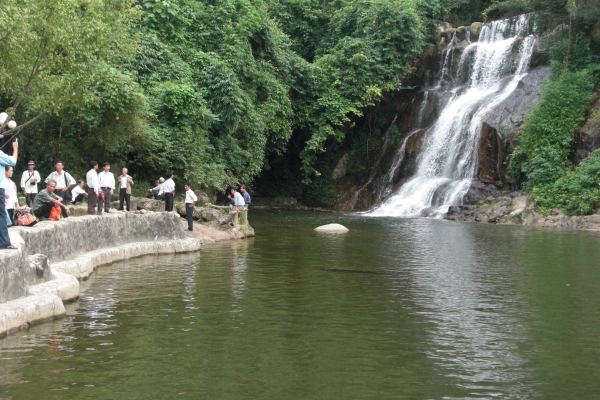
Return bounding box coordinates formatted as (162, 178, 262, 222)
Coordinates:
(32, 180, 70, 220)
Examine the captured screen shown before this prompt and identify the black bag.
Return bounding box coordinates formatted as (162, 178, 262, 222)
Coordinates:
(62, 172, 72, 203)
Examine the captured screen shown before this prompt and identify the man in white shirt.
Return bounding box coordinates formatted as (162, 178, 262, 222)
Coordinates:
(221, 187, 245, 226)
(45, 161, 76, 199)
(20, 160, 41, 207)
(0, 138, 17, 249)
(159, 172, 175, 212)
(71, 180, 88, 205)
(117, 168, 134, 211)
(4, 166, 18, 226)
(184, 182, 197, 231)
(86, 161, 100, 215)
(97, 162, 115, 214)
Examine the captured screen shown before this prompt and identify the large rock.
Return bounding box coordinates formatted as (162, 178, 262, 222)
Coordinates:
(574, 98, 600, 164)
(332, 152, 352, 180)
(470, 22, 482, 41)
(314, 224, 349, 233)
(137, 198, 165, 212)
(201, 208, 227, 223)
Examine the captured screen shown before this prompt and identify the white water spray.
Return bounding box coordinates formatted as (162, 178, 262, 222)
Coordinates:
(369, 15, 537, 218)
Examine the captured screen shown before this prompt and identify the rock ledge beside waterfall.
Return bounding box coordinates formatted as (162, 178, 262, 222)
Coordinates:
(445, 193, 600, 230)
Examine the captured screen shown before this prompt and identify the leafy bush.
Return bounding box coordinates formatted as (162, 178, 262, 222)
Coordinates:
(509, 70, 596, 213)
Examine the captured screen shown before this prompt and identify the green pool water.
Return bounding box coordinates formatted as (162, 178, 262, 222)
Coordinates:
(1, 212, 600, 399)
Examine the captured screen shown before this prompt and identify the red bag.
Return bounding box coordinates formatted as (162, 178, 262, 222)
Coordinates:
(99, 191, 106, 203)
(49, 206, 62, 221)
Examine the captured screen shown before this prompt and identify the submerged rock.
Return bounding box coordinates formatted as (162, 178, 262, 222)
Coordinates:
(323, 266, 384, 274)
(314, 224, 349, 233)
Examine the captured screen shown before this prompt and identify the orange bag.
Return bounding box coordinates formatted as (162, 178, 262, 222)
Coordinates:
(49, 206, 62, 221)
(17, 214, 37, 226)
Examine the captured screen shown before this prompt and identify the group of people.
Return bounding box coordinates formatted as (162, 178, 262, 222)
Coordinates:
(4, 160, 135, 221)
(0, 137, 251, 249)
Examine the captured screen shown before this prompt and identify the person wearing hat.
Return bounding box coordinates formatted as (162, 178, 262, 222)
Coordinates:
(21, 160, 41, 207)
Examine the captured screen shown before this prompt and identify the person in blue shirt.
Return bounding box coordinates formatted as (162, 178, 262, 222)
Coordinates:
(240, 185, 251, 206)
(0, 137, 18, 250)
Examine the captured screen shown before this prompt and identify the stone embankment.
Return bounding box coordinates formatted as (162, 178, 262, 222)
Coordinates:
(446, 192, 600, 230)
(0, 205, 253, 338)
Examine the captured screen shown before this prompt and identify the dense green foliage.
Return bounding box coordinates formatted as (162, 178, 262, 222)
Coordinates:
(3, 0, 599, 210)
(507, 0, 600, 214)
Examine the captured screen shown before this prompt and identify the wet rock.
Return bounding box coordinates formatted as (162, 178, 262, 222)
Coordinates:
(443, 27, 457, 42)
(456, 26, 467, 42)
(573, 98, 600, 164)
(477, 123, 500, 182)
(314, 224, 349, 233)
(470, 22, 482, 41)
(332, 152, 351, 180)
(137, 198, 165, 212)
(201, 208, 227, 223)
(463, 182, 500, 204)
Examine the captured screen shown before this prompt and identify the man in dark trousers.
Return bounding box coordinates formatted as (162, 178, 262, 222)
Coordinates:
(160, 172, 175, 212)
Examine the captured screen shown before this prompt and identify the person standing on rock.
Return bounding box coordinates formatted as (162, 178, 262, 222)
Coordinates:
(184, 182, 197, 231)
(45, 161, 76, 214)
(20, 160, 40, 207)
(33, 180, 70, 220)
(240, 185, 251, 206)
(117, 168, 134, 211)
(0, 138, 18, 249)
(160, 172, 175, 212)
(4, 166, 18, 226)
(86, 161, 100, 215)
(97, 162, 115, 215)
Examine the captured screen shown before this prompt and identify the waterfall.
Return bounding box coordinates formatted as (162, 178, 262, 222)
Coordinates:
(368, 15, 537, 218)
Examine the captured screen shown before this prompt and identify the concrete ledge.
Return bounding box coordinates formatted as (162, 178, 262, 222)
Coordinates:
(52, 238, 202, 280)
(28, 272, 80, 302)
(1, 212, 203, 338)
(0, 295, 66, 339)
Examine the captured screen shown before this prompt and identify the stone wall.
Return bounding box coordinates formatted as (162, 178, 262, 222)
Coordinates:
(0, 211, 201, 338)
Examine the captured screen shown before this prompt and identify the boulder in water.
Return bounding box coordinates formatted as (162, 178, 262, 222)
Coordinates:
(314, 224, 349, 233)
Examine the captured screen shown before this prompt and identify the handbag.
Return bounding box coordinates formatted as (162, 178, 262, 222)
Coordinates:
(62, 172, 72, 203)
(49, 205, 62, 221)
(18, 214, 37, 227)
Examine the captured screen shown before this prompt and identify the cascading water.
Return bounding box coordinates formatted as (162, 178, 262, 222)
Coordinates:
(368, 15, 537, 218)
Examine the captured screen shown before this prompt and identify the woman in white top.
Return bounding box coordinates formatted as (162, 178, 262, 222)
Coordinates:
(4, 166, 18, 226)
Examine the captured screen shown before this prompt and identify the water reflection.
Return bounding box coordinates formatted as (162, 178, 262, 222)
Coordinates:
(1, 214, 600, 399)
(397, 220, 534, 398)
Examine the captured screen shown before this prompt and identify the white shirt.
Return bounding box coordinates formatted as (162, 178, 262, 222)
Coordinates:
(98, 171, 115, 189)
(21, 170, 41, 194)
(119, 175, 129, 189)
(185, 189, 198, 204)
(86, 169, 100, 194)
(45, 170, 75, 190)
(233, 192, 245, 207)
(159, 178, 175, 195)
(4, 178, 18, 208)
(71, 185, 86, 202)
